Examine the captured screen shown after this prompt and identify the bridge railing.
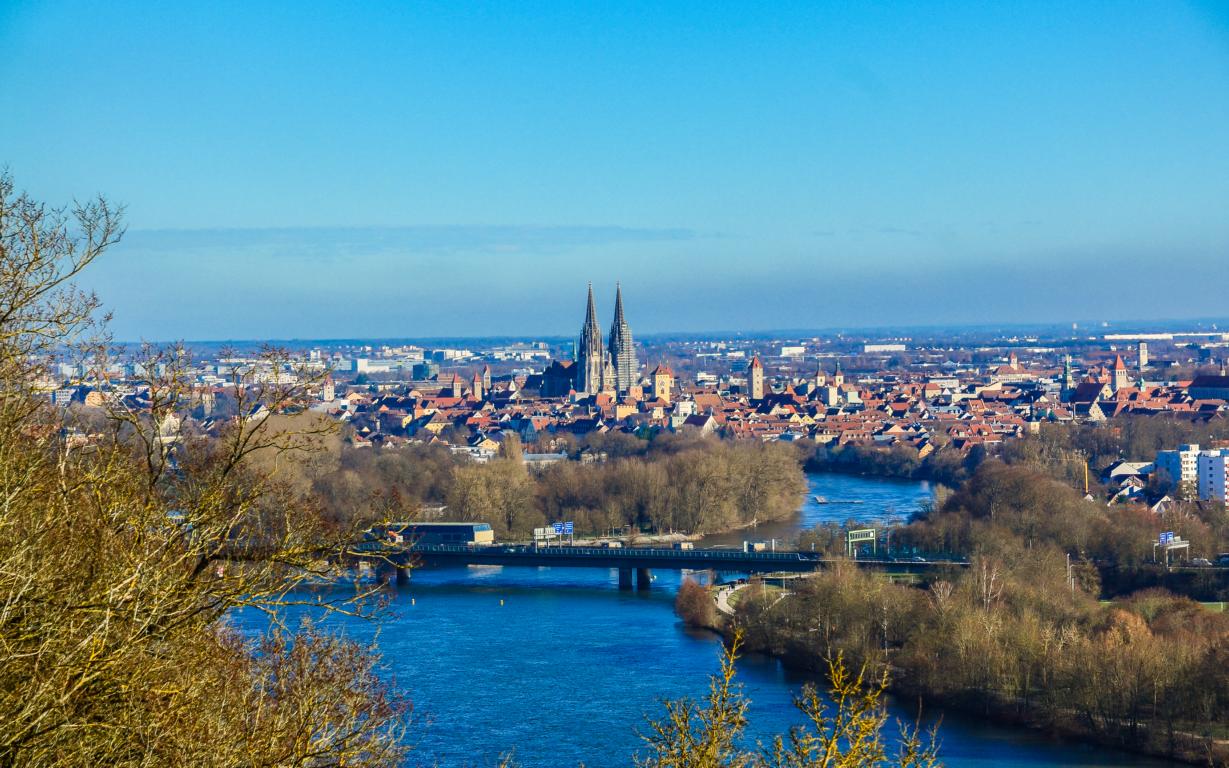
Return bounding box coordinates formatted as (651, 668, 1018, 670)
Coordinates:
(406, 543, 816, 560)
(385, 543, 968, 567)
(353, 538, 968, 570)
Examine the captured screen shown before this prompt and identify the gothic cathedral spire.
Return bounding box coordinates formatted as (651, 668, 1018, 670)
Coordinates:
(608, 283, 638, 394)
(575, 283, 606, 395)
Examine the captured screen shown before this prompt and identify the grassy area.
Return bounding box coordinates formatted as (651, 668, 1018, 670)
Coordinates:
(1099, 600, 1225, 612)
(727, 583, 785, 610)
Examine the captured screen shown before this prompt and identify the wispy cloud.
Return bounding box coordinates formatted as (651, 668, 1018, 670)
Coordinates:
(120, 225, 699, 263)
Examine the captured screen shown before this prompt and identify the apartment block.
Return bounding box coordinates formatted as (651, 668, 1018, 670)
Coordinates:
(1155, 443, 1201, 489)
(1197, 449, 1229, 502)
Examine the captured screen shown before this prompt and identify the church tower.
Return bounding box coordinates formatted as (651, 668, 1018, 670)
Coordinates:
(1111, 354, 1130, 392)
(575, 284, 606, 396)
(748, 356, 765, 401)
(650, 363, 674, 404)
(607, 283, 639, 394)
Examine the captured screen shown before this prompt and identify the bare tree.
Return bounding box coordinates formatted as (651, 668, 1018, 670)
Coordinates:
(0, 173, 409, 766)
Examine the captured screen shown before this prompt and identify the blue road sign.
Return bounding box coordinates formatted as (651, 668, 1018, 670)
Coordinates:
(1160, 531, 1174, 544)
(553, 522, 564, 534)
(563, 522, 574, 535)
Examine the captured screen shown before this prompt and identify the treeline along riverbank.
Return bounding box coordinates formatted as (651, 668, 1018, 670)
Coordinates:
(687, 568, 1229, 765)
(679, 459, 1229, 766)
(804, 441, 976, 487)
(300, 431, 808, 538)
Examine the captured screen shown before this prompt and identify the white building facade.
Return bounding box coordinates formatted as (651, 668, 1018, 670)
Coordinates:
(1196, 449, 1229, 502)
(1155, 443, 1201, 490)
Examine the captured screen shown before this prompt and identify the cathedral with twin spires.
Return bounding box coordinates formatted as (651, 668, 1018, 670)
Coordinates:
(574, 283, 639, 396)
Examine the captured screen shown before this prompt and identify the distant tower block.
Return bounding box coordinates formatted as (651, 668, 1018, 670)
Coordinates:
(195, 386, 216, 416)
(1138, 342, 1149, 371)
(748, 355, 765, 401)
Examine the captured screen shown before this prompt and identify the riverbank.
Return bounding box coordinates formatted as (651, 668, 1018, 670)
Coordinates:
(528, 472, 935, 549)
(689, 579, 1228, 767)
(556, 509, 796, 548)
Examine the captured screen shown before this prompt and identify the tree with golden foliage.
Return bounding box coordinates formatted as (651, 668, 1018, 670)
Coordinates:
(637, 633, 751, 768)
(0, 173, 409, 766)
(638, 632, 941, 768)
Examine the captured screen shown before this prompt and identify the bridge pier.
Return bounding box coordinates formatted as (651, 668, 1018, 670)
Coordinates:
(636, 567, 653, 590)
(395, 566, 409, 586)
(614, 565, 634, 589)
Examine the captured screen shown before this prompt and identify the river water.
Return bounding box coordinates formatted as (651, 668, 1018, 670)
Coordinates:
(235, 474, 1178, 768)
(701, 472, 937, 550)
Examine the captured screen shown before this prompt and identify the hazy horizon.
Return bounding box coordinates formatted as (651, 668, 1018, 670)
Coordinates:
(108, 312, 1229, 348)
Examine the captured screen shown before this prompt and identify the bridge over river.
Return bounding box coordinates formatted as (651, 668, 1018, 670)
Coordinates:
(360, 543, 968, 590)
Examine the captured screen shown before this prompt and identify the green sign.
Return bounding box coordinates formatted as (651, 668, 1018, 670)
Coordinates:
(846, 528, 876, 558)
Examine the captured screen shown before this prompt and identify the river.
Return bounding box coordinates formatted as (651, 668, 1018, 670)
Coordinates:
(234, 474, 1178, 767)
(701, 472, 938, 550)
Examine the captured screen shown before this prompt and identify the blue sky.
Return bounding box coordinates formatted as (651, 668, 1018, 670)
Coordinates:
(2, 1, 1227, 340)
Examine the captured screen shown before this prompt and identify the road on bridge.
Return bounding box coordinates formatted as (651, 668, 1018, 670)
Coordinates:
(362, 542, 968, 577)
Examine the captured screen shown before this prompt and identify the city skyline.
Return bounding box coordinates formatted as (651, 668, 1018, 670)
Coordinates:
(87, 316, 1229, 347)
